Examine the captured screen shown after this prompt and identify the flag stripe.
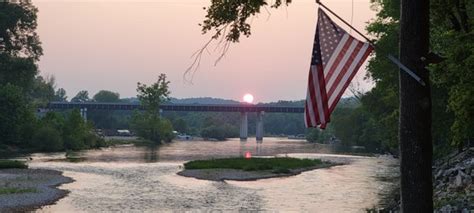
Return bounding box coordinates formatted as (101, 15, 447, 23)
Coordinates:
(324, 35, 353, 81)
(304, 103, 312, 127)
(327, 41, 365, 98)
(311, 65, 327, 124)
(305, 91, 317, 126)
(307, 70, 321, 125)
(324, 34, 350, 76)
(316, 63, 330, 122)
(326, 38, 360, 91)
(329, 44, 373, 111)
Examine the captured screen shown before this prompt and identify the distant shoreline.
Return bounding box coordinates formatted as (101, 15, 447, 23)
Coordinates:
(0, 169, 74, 212)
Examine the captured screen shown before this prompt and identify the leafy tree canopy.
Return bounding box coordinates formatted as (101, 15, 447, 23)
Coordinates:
(93, 90, 120, 102)
(71, 90, 90, 103)
(0, 1, 42, 60)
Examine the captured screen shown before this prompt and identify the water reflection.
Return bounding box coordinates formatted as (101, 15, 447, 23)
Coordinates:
(29, 138, 398, 212)
(143, 145, 159, 163)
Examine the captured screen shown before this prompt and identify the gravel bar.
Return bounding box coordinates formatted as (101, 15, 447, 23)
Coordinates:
(0, 169, 74, 212)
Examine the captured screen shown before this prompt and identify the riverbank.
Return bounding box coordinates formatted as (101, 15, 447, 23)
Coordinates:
(0, 169, 73, 212)
(378, 148, 473, 212)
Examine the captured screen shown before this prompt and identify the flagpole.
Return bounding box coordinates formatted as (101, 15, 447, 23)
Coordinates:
(315, 0, 426, 86)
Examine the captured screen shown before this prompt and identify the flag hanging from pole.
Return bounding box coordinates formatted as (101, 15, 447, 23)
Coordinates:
(305, 8, 374, 129)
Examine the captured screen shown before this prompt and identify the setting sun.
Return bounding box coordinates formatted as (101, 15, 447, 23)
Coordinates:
(243, 94, 254, 104)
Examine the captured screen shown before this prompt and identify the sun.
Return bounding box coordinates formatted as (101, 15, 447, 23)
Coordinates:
(243, 94, 254, 104)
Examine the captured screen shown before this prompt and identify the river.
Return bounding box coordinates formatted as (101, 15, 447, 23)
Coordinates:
(28, 137, 399, 212)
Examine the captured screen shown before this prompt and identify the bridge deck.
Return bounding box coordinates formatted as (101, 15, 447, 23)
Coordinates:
(47, 102, 304, 113)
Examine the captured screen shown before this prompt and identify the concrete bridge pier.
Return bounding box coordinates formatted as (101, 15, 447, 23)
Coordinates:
(80, 108, 87, 122)
(240, 112, 248, 141)
(256, 111, 264, 142)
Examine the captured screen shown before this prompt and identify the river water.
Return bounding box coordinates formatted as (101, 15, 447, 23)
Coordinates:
(28, 138, 399, 212)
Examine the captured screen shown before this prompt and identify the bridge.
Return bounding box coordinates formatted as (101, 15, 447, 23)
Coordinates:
(46, 102, 304, 142)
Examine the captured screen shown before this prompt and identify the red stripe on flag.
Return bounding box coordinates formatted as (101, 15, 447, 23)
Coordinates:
(307, 69, 321, 125)
(325, 37, 354, 81)
(316, 63, 330, 125)
(327, 42, 364, 98)
(328, 45, 373, 112)
(304, 102, 313, 127)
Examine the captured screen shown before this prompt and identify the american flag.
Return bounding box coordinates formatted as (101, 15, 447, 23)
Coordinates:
(305, 9, 373, 129)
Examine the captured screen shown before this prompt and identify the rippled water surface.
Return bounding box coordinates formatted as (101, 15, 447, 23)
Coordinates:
(29, 138, 398, 212)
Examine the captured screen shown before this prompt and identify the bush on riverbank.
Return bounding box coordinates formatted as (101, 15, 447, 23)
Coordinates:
(184, 157, 324, 172)
(0, 160, 28, 169)
(32, 110, 106, 151)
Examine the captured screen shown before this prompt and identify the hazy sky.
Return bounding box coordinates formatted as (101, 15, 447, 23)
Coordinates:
(34, 0, 376, 102)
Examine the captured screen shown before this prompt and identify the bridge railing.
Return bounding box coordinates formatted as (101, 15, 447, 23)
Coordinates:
(46, 102, 304, 113)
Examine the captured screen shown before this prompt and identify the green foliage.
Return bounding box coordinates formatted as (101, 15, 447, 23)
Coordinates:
(31, 126, 63, 152)
(200, 124, 238, 140)
(88, 90, 122, 129)
(0, 84, 36, 146)
(183, 157, 323, 171)
(201, 0, 291, 42)
(0, 187, 37, 195)
(0, 1, 43, 61)
(0, 1, 41, 94)
(71, 90, 90, 103)
(306, 126, 334, 143)
(171, 118, 188, 133)
(137, 73, 170, 114)
(429, 1, 474, 148)
(93, 90, 120, 102)
(131, 74, 174, 143)
(62, 109, 88, 150)
(0, 54, 38, 90)
(54, 88, 67, 102)
(0, 160, 28, 169)
(30, 75, 56, 107)
(130, 111, 175, 143)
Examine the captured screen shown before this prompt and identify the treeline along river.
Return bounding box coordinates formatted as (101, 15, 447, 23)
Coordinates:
(25, 138, 398, 212)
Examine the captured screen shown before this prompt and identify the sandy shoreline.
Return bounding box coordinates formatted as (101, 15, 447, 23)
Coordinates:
(0, 169, 73, 212)
(177, 163, 337, 181)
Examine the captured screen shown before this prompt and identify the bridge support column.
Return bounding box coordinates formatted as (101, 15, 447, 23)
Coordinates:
(256, 111, 264, 142)
(240, 112, 248, 141)
(80, 108, 87, 122)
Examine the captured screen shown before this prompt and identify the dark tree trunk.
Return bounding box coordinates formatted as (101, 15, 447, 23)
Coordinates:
(399, 0, 433, 212)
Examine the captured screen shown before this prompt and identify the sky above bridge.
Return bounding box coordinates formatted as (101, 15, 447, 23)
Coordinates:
(33, 0, 376, 103)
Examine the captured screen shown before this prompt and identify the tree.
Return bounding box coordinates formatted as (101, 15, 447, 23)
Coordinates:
(71, 90, 90, 103)
(31, 126, 63, 152)
(0, 84, 36, 146)
(172, 118, 188, 133)
(93, 90, 120, 102)
(54, 88, 67, 102)
(136, 73, 170, 114)
(0, 1, 42, 60)
(430, 0, 474, 151)
(0, 1, 42, 91)
(399, 0, 433, 211)
(131, 74, 174, 143)
(30, 75, 56, 106)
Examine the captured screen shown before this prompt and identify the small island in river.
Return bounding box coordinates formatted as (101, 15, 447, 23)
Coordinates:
(177, 157, 338, 181)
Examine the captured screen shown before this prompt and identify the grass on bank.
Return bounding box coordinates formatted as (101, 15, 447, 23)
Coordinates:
(0, 160, 28, 169)
(0, 187, 37, 195)
(183, 157, 325, 174)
